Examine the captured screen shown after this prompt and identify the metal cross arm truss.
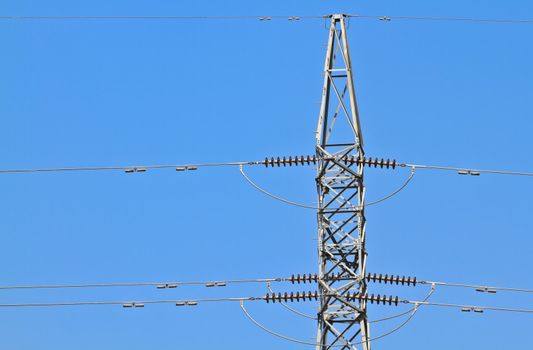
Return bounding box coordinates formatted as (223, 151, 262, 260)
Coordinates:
(315, 14, 370, 350)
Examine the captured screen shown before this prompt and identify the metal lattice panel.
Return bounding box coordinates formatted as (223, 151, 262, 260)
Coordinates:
(315, 14, 370, 350)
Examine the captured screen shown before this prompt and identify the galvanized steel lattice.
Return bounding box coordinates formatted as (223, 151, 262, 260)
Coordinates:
(315, 14, 370, 350)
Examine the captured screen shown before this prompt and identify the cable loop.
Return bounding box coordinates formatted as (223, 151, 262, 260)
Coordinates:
(240, 165, 415, 210)
(370, 283, 435, 323)
(267, 284, 317, 320)
(240, 297, 426, 347)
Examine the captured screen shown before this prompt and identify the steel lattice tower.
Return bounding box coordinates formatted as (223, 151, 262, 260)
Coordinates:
(315, 14, 370, 350)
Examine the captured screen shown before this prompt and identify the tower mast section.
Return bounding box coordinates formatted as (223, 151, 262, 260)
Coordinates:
(315, 14, 371, 350)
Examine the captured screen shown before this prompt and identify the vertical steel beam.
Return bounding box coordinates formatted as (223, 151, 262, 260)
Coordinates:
(315, 14, 370, 350)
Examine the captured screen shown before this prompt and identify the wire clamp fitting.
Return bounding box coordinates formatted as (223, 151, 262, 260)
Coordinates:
(124, 167, 146, 173)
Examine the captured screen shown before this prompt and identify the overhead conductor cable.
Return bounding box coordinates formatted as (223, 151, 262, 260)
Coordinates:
(0, 277, 285, 291)
(1, 273, 531, 294)
(0, 154, 531, 178)
(1, 14, 532, 24)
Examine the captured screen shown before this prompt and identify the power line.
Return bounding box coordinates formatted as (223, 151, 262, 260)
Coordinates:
(0, 277, 286, 291)
(365, 272, 533, 294)
(351, 14, 533, 24)
(0, 15, 323, 21)
(1, 274, 531, 294)
(0, 296, 259, 308)
(419, 280, 533, 294)
(0, 160, 260, 174)
(0, 14, 532, 25)
(1, 10, 530, 347)
(402, 163, 533, 177)
(0, 293, 531, 315)
(0, 158, 532, 179)
(402, 300, 533, 314)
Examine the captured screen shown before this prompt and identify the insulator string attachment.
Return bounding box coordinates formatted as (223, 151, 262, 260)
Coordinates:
(264, 291, 319, 303)
(262, 155, 397, 169)
(344, 292, 400, 306)
(264, 290, 400, 306)
(366, 273, 417, 286)
(290, 274, 318, 284)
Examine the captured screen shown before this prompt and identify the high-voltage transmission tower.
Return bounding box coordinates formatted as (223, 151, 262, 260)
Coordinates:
(315, 14, 370, 350)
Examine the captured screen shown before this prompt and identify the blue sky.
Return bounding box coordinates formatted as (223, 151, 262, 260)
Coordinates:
(0, 1, 532, 349)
